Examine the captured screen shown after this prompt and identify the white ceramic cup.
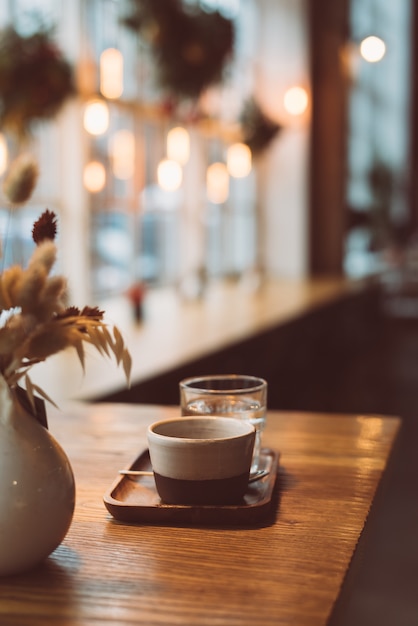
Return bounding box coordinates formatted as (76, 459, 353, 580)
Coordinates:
(147, 416, 255, 505)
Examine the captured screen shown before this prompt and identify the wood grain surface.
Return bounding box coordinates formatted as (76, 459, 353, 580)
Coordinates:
(0, 403, 400, 626)
(30, 278, 360, 404)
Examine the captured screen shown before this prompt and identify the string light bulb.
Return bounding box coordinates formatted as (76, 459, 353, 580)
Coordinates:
(0, 134, 8, 176)
(167, 127, 190, 165)
(206, 162, 229, 204)
(360, 36, 386, 63)
(83, 99, 109, 135)
(283, 86, 309, 116)
(157, 159, 182, 191)
(226, 143, 252, 178)
(100, 48, 124, 99)
(83, 161, 106, 193)
(109, 130, 135, 179)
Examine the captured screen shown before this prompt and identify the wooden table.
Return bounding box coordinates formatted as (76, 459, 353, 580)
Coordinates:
(0, 404, 400, 626)
(30, 277, 363, 404)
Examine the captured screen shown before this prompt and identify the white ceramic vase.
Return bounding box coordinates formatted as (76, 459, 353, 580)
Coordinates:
(0, 380, 75, 576)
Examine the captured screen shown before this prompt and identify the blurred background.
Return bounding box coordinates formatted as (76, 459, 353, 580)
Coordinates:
(0, 0, 414, 309)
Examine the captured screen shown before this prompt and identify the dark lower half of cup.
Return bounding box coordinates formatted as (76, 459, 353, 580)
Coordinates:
(154, 472, 249, 505)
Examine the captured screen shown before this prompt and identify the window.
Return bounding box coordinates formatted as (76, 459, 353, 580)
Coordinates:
(345, 0, 412, 277)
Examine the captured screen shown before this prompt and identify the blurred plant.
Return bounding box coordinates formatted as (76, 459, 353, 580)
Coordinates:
(0, 154, 131, 412)
(122, 0, 234, 100)
(0, 25, 75, 138)
(240, 98, 282, 155)
(2, 152, 39, 204)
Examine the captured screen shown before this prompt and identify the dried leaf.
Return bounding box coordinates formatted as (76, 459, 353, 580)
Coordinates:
(29, 380, 59, 409)
(99, 323, 113, 347)
(74, 340, 85, 372)
(122, 348, 132, 386)
(87, 324, 109, 357)
(24, 374, 36, 413)
(112, 326, 125, 363)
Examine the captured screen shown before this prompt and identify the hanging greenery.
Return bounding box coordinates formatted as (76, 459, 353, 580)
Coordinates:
(122, 0, 234, 100)
(240, 98, 282, 156)
(0, 26, 75, 138)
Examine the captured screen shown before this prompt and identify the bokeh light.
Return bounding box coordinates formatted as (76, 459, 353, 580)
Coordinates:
(167, 127, 190, 165)
(283, 86, 309, 116)
(207, 162, 229, 204)
(100, 48, 124, 99)
(0, 134, 8, 176)
(157, 159, 183, 191)
(227, 143, 252, 178)
(83, 99, 109, 135)
(83, 161, 106, 192)
(109, 130, 135, 179)
(360, 36, 386, 63)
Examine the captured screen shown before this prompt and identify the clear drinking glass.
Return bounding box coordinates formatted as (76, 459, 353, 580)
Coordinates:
(179, 374, 267, 472)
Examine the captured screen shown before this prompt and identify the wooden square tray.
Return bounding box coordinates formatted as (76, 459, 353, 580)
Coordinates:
(103, 448, 280, 526)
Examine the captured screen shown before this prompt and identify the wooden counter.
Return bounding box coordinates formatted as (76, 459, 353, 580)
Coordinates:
(30, 277, 368, 405)
(0, 403, 400, 625)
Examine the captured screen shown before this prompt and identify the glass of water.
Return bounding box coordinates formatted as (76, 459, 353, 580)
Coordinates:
(179, 374, 267, 472)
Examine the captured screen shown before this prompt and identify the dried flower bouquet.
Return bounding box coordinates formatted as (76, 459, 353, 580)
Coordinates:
(0, 154, 131, 411)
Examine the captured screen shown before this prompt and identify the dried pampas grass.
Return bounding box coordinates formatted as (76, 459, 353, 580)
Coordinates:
(2, 153, 39, 205)
(0, 155, 132, 409)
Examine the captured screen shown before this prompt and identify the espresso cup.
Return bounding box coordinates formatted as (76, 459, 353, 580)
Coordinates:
(147, 416, 255, 505)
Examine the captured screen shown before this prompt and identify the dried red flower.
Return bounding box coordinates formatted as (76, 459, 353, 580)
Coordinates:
(80, 306, 104, 319)
(55, 307, 80, 320)
(32, 210, 58, 244)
